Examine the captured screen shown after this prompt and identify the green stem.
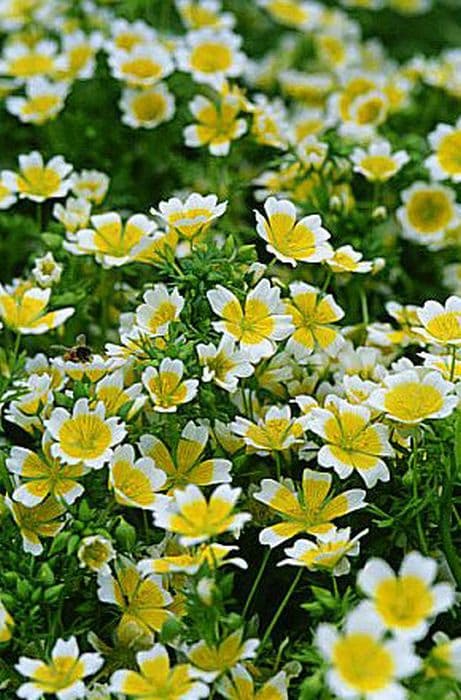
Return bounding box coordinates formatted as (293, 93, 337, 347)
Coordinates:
(274, 451, 283, 480)
(411, 435, 429, 555)
(243, 548, 271, 618)
(440, 413, 461, 588)
(450, 345, 457, 382)
(260, 568, 303, 649)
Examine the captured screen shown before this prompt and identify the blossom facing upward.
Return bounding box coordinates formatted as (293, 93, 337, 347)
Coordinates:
(70, 170, 110, 204)
(218, 665, 288, 700)
(426, 118, 461, 182)
(135, 284, 184, 337)
(284, 281, 345, 360)
(196, 335, 254, 392)
(142, 358, 199, 412)
(315, 606, 420, 699)
(2, 151, 72, 202)
(6, 77, 68, 125)
(415, 296, 461, 346)
(368, 369, 457, 424)
(7, 433, 87, 507)
(358, 552, 455, 640)
(16, 636, 103, 700)
(176, 28, 247, 89)
(45, 399, 126, 469)
(254, 469, 366, 547)
(139, 421, 232, 492)
(351, 140, 409, 182)
(120, 83, 175, 130)
(231, 405, 308, 454)
(184, 93, 247, 156)
(110, 644, 209, 700)
(255, 197, 332, 266)
(109, 44, 174, 87)
(309, 396, 394, 487)
(207, 279, 293, 362)
(109, 444, 168, 510)
(327, 245, 373, 274)
(397, 182, 460, 247)
(153, 484, 251, 545)
(185, 629, 259, 681)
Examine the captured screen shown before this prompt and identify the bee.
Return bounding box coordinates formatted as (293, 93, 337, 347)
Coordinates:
(53, 335, 93, 363)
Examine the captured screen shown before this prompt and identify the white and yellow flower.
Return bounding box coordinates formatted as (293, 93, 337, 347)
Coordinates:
(153, 484, 251, 545)
(110, 644, 209, 699)
(0, 39, 57, 81)
(207, 279, 293, 362)
(94, 370, 144, 418)
(197, 335, 254, 392)
(70, 169, 109, 204)
(135, 284, 184, 337)
(254, 469, 366, 547)
(176, 28, 246, 89)
(185, 629, 258, 682)
(142, 358, 199, 412)
(426, 119, 461, 182)
(97, 557, 173, 642)
(0, 283, 74, 334)
(369, 369, 457, 424)
(138, 542, 247, 576)
(351, 140, 409, 182)
(284, 282, 344, 360)
(151, 192, 227, 241)
(255, 197, 332, 266)
(315, 605, 420, 699)
(2, 151, 72, 202)
(109, 444, 168, 510)
(78, 535, 115, 575)
(45, 398, 126, 469)
(53, 197, 92, 234)
(70, 212, 156, 267)
(5, 496, 66, 556)
(16, 636, 103, 700)
(309, 395, 393, 487)
(184, 93, 247, 156)
(54, 30, 102, 81)
(415, 296, 461, 346)
(279, 528, 367, 576)
(327, 245, 373, 274)
(258, 0, 321, 30)
(109, 44, 174, 87)
(425, 632, 461, 681)
(176, 0, 235, 29)
(6, 77, 68, 124)
(358, 552, 455, 640)
(218, 665, 288, 700)
(7, 432, 87, 507)
(107, 18, 157, 54)
(140, 421, 232, 492)
(120, 83, 175, 129)
(397, 181, 460, 247)
(231, 405, 308, 454)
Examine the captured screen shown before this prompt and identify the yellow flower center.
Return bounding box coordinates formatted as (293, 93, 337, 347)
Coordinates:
(359, 155, 397, 181)
(333, 633, 394, 692)
(190, 43, 232, 73)
(425, 311, 461, 342)
(375, 575, 434, 628)
(132, 91, 168, 122)
(18, 165, 62, 197)
(384, 382, 443, 422)
(9, 53, 54, 78)
(34, 657, 85, 692)
(22, 94, 60, 118)
(437, 131, 461, 176)
(407, 190, 453, 233)
(58, 414, 112, 459)
(122, 57, 162, 81)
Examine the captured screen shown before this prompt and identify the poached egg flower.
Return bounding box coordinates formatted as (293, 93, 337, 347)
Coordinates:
(255, 197, 332, 266)
(45, 399, 126, 469)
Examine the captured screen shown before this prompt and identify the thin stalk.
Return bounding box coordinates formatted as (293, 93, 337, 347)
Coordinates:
(243, 548, 271, 618)
(411, 434, 429, 555)
(260, 568, 303, 649)
(440, 412, 461, 588)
